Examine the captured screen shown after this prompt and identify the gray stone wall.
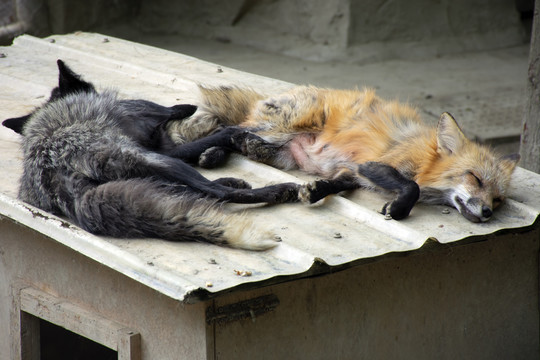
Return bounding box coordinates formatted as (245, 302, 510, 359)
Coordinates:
(134, 0, 527, 62)
(2, 0, 530, 62)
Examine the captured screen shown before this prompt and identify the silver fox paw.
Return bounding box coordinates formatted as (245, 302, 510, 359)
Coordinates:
(212, 177, 252, 189)
(199, 146, 228, 168)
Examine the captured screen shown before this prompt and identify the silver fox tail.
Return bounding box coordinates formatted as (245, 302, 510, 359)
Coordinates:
(167, 86, 265, 144)
(70, 178, 279, 250)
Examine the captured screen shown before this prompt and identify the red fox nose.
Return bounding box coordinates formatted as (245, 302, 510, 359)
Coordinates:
(482, 206, 492, 218)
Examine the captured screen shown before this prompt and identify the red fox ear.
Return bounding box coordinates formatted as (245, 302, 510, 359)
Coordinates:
(437, 112, 467, 155)
(500, 153, 520, 173)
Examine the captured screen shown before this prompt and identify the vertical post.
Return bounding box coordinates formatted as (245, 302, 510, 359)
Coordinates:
(520, 0, 540, 173)
(118, 330, 141, 360)
(19, 312, 40, 360)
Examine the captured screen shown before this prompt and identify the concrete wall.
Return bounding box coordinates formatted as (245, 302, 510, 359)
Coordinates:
(212, 230, 540, 359)
(2, 214, 538, 359)
(3, 0, 530, 62)
(0, 0, 137, 43)
(134, 0, 528, 62)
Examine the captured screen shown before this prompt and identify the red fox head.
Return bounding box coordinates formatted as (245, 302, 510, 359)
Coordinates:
(425, 113, 520, 222)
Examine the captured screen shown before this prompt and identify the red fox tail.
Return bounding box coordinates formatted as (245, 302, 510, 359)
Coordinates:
(167, 86, 264, 143)
(199, 86, 264, 125)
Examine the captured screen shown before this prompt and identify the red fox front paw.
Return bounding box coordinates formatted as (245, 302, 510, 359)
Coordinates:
(380, 202, 394, 220)
(298, 177, 360, 204)
(379, 195, 416, 220)
(298, 181, 319, 204)
(299, 180, 339, 204)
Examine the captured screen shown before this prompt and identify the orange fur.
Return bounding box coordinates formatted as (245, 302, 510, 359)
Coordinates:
(196, 85, 520, 222)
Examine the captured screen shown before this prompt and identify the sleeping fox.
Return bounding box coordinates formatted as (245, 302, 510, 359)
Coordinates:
(170, 85, 520, 222)
(2, 61, 344, 250)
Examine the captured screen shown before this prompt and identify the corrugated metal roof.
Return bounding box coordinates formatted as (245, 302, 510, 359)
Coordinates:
(0, 33, 539, 303)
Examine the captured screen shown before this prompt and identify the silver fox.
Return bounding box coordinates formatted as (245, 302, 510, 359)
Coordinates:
(2, 61, 338, 250)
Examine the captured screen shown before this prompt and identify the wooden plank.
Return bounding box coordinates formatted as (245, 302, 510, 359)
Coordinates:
(520, 0, 540, 173)
(20, 287, 140, 357)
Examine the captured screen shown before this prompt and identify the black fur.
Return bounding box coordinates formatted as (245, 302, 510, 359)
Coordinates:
(357, 162, 420, 220)
(300, 174, 361, 204)
(196, 132, 421, 218)
(2, 60, 328, 249)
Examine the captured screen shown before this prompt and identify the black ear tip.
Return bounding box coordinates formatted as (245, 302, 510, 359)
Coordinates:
(185, 104, 197, 115)
(56, 59, 76, 77)
(57, 59, 66, 71)
(2, 116, 27, 134)
(3, 118, 15, 128)
(170, 104, 198, 119)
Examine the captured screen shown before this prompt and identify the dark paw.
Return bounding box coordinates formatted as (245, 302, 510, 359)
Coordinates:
(199, 146, 228, 168)
(268, 183, 301, 204)
(244, 137, 264, 155)
(299, 176, 360, 204)
(212, 177, 252, 189)
(380, 202, 396, 220)
(244, 138, 280, 163)
(298, 180, 329, 204)
(229, 129, 251, 150)
(230, 131, 275, 160)
(380, 201, 411, 220)
(379, 186, 419, 220)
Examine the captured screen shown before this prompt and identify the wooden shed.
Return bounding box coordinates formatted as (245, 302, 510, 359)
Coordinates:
(0, 33, 539, 359)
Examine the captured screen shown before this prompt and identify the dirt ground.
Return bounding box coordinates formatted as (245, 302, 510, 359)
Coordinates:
(97, 24, 530, 155)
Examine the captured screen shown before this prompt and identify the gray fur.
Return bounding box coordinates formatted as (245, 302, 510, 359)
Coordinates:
(4, 61, 315, 250)
(18, 90, 227, 244)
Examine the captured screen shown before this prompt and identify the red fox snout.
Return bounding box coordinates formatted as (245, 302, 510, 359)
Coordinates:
(449, 177, 506, 222)
(451, 191, 494, 223)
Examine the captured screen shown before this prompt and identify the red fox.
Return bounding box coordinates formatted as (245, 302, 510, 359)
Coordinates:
(170, 85, 520, 222)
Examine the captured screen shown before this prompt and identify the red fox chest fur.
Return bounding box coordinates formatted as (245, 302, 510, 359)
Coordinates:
(175, 85, 520, 223)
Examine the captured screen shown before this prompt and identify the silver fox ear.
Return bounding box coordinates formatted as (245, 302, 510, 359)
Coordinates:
(437, 112, 467, 155)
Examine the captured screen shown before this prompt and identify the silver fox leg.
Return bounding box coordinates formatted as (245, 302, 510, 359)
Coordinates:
(164, 126, 246, 168)
(196, 128, 285, 169)
(76, 139, 299, 205)
(72, 178, 280, 250)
